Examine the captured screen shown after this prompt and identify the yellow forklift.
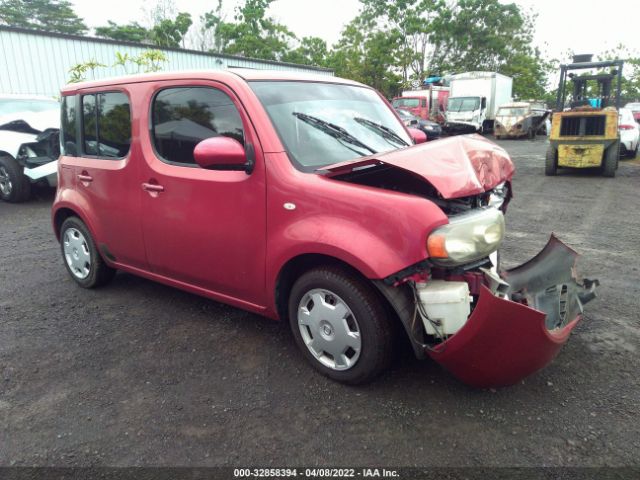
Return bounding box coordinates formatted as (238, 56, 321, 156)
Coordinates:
(546, 55, 624, 177)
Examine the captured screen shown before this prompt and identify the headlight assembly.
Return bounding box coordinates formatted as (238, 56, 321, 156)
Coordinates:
(427, 208, 505, 266)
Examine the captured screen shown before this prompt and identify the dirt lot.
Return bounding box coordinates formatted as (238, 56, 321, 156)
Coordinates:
(1, 138, 639, 467)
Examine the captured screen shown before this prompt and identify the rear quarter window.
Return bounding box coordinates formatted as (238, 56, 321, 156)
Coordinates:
(81, 92, 131, 159)
(60, 96, 77, 156)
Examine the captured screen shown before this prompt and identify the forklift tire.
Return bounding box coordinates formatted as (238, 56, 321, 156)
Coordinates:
(0, 155, 31, 203)
(545, 147, 558, 176)
(602, 144, 619, 177)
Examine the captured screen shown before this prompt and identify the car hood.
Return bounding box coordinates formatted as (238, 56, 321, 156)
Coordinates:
(323, 134, 514, 199)
(0, 110, 59, 133)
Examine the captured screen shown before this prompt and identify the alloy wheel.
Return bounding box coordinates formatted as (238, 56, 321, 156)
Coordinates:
(0, 166, 12, 196)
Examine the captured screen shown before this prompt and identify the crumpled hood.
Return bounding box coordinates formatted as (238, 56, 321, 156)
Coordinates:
(324, 134, 515, 199)
(0, 110, 59, 133)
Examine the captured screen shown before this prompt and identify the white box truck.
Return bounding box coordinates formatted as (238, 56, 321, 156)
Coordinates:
(445, 72, 513, 133)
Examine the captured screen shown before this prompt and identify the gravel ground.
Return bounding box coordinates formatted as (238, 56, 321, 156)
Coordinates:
(1, 137, 639, 467)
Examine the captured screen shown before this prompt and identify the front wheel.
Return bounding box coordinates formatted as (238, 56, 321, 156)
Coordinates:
(0, 156, 31, 203)
(288, 266, 393, 384)
(602, 143, 618, 177)
(60, 217, 116, 288)
(545, 146, 558, 176)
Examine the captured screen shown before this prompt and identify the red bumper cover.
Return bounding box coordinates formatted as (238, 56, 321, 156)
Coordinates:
(427, 235, 596, 388)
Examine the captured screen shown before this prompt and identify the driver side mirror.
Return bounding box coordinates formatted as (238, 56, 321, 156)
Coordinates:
(193, 137, 253, 173)
(407, 127, 427, 144)
(481, 97, 487, 109)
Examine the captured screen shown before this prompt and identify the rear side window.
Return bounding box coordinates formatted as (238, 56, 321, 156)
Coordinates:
(60, 96, 77, 156)
(81, 92, 131, 159)
(151, 87, 244, 166)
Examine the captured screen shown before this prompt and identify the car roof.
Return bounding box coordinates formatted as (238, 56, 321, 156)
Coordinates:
(60, 69, 363, 94)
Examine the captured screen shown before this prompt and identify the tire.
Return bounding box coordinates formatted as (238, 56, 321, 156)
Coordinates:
(0, 155, 31, 203)
(545, 146, 558, 176)
(528, 128, 536, 140)
(602, 143, 619, 177)
(60, 217, 116, 288)
(288, 266, 394, 384)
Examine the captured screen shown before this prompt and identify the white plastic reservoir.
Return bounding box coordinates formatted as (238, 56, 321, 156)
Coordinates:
(416, 280, 472, 337)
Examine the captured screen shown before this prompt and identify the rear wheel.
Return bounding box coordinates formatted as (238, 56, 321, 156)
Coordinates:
(602, 143, 619, 177)
(545, 146, 558, 176)
(528, 128, 536, 140)
(60, 217, 116, 288)
(288, 266, 393, 384)
(0, 156, 31, 203)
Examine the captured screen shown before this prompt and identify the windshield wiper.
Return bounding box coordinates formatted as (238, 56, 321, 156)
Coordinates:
(353, 117, 409, 147)
(292, 112, 376, 155)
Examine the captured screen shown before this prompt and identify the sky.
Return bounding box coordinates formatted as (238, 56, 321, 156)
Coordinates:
(72, 0, 640, 62)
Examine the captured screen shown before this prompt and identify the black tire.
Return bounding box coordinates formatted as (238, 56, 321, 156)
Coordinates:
(528, 128, 536, 140)
(60, 216, 116, 288)
(0, 155, 31, 203)
(545, 146, 558, 176)
(602, 143, 618, 177)
(288, 266, 394, 384)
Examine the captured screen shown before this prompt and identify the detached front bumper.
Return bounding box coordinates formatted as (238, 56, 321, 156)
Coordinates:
(427, 235, 597, 388)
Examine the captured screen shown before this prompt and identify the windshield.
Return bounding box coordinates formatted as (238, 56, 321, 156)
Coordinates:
(448, 97, 480, 112)
(392, 98, 420, 108)
(497, 107, 528, 116)
(0, 98, 59, 116)
(250, 81, 411, 169)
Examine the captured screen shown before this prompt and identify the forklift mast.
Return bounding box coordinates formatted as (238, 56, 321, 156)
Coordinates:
(556, 55, 624, 111)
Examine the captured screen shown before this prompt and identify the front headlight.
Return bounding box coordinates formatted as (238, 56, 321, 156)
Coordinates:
(427, 208, 505, 266)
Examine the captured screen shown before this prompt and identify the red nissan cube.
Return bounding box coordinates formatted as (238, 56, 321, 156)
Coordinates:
(52, 70, 597, 386)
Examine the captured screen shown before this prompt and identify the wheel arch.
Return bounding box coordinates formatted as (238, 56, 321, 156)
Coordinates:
(273, 253, 417, 357)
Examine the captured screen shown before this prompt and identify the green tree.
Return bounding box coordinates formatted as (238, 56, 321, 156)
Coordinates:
(94, 21, 149, 43)
(150, 11, 192, 48)
(0, 0, 87, 34)
(282, 36, 329, 66)
(329, 14, 402, 97)
(214, 0, 296, 61)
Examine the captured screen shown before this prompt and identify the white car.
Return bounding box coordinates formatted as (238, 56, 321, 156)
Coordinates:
(0, 95, 60, 202)
(618, 108, 640, 158)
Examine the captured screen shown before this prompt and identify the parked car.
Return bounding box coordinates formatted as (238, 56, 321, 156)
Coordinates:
(618, 108, 640, 158)
(52, 71, 597, 387)
(493, 102, 550, 139)
(623, 102, 640, 124)
(0, 95, 60, 202)
(395, 108, 442, 139)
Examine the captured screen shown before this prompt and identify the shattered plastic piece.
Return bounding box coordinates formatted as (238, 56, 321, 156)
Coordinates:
(427, 235, 596, 388)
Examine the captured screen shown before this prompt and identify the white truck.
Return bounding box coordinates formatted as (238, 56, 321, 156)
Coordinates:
(445, 72, 513, 133)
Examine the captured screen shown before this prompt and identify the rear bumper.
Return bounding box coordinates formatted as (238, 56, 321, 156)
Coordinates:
(427, 235, 597, 388)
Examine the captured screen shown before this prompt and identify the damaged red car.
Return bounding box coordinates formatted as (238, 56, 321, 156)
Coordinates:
(52, 71, 597, 387)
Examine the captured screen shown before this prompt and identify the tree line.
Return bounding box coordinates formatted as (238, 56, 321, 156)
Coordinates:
(1, 0, 638, 102)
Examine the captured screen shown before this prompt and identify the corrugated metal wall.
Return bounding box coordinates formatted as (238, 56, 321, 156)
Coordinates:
(0, 26, 333, 98)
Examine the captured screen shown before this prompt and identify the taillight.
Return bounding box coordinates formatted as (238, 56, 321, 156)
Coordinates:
(619, 124, 635, 130)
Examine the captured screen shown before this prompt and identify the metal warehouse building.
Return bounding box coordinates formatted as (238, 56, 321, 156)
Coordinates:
(0, 26, 333, 97)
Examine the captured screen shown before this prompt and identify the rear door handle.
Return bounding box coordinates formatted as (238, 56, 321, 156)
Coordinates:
(142, 182, 164, 193)
(77, 173, 93, 183)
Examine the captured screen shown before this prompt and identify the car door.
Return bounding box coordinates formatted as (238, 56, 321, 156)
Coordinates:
(138, 81, 267, 307)
(69, 90, 147, 269)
